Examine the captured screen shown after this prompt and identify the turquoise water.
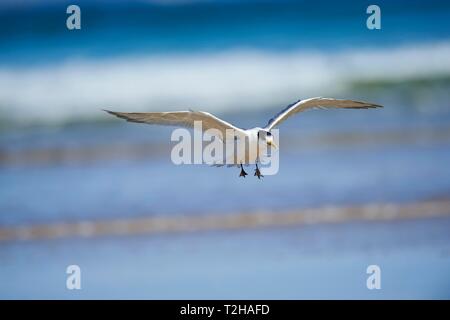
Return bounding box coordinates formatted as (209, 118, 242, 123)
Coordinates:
(1, 0, 449, 64)
(1, 0, 450, 125)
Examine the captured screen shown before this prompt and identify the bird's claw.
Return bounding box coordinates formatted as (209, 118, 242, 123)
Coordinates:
(254, 168, 264, 179)
(239, 169, 248, 177)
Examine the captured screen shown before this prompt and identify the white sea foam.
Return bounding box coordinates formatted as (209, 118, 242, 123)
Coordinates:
(1, 41, 450, 124)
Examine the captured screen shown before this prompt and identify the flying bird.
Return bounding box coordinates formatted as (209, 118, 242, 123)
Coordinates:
(104, 97, 382, 178)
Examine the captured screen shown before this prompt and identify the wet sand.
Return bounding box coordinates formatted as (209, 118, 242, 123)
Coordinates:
(1, 199, 449, 242)
(1, 216, 449, 299)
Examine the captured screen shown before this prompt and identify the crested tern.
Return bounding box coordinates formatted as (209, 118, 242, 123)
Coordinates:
(105, 97, 382, 178)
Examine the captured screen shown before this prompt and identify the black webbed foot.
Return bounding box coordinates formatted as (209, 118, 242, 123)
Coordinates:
(254, 167, 263, 179)
(239, 164, 248, 178)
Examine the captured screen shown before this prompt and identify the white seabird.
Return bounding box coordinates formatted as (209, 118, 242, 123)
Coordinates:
(104, 97, 382, 178)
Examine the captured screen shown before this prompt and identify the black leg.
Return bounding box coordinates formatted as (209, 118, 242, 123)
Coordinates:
(254, 163, 264, 179)
(239, 164, 248, 177)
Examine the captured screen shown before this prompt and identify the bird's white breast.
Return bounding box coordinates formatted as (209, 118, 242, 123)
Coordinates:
(223, 127, 262, 165)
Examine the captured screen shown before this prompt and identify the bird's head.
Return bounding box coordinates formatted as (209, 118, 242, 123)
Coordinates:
(258, 130, 277, 149)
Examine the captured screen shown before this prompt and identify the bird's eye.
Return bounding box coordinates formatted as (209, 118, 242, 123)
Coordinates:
(266, 132, 272, 137)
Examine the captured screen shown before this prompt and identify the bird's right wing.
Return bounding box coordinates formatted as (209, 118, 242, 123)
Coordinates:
(104, 110, 247, 141)
(264, 97, 383, 130)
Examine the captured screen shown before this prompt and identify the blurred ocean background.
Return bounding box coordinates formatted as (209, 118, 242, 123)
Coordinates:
(1, 0, 450, 299)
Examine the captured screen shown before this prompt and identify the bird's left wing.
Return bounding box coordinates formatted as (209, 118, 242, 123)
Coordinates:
(104, 110, 247, 141)
(264, 97, 383, 130)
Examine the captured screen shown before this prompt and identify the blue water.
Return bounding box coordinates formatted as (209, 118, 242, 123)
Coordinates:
(1, 102, 450, 298)
(1, 0, 450, 299)
(1, 142, 450, 225)
(1, 218, 449, 299)
(1, 107, 450, 226)
(1, 0, 449, 65)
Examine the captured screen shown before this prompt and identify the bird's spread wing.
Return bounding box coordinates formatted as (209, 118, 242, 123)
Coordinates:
(264, 97, 383, 130)
(104, 110, 246, 140)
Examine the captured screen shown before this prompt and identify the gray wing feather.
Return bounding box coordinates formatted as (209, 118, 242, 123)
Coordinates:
(104, 110, 246, 140)
(265, 97, 383, 130)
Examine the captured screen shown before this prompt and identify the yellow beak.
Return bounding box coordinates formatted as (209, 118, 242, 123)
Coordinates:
(267, 140, 278, 149)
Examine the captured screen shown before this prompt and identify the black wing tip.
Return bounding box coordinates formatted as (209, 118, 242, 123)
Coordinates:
(319, 98, 384, 109)
(102, 109, 148, 124)
(361, 100, 383, 108)
(365, 103, 384, 109)
(103, 109, 130, 118)
(103, 109, 117, 115)
(348, 101, 383, 109)
(102, 109, 131, 121)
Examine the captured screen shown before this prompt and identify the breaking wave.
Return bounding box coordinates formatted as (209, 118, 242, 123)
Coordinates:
(1, 41, 450, 126)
